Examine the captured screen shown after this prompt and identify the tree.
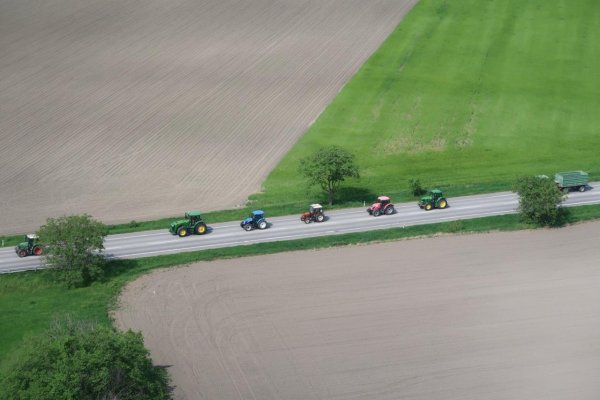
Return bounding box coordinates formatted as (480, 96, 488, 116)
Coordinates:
(298, 146, 360, 205)
(37, 214, 108, 287)
(0, 317, 170, 400)
(514, 175, 566, 226)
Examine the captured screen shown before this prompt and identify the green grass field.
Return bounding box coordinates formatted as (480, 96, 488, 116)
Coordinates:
(253, 0, 600, 207)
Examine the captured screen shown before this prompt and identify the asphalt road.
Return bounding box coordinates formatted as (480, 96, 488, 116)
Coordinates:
(2, 184, 599, 274)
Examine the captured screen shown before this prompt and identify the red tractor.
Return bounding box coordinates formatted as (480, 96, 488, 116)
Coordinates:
(367, 196, 395, 216)
(300, 204, 325, 223)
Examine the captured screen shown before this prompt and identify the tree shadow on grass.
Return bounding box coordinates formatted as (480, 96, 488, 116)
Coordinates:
(103, 258, 141, 280)
(335, 186, 377, 205)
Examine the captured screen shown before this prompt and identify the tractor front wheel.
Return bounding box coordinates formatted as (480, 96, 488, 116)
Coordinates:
(177, 227, 189, 237)
(258, 221, 268, 230)
(33, 246, 44, 256)
(373, 209, 381, 217)
(425, 203, 433, 211)
(316, 214, 325, 222)
(384, 206, 394, 215)
(195, 224, 207, 235)
(17, 249, 27, 258)
(438, 199, 448, 209)
(304, 218, 311, 224)
(243, 224, 253, 231)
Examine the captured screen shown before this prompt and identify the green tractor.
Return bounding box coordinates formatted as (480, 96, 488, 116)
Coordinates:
(169, 211, 208, 237)
(15, 234, 44, 257)
(418, 189, 448, 211)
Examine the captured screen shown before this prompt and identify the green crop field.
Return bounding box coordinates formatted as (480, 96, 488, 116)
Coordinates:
(253, 0, 600, 207)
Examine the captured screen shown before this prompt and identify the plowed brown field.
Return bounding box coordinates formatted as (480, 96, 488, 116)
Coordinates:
(0, 0, 417, 234)
(115, 222, 600, 400)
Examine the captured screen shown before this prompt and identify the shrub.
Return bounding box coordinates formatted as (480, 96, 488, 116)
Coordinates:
(408, 178, 427, 197)
(0, 317, 170, 400)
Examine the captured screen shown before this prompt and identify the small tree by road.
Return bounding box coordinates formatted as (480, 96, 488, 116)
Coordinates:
(298, 146, 360, 205)
(514, 176, 566, 226)
(37, 214, 108, 287)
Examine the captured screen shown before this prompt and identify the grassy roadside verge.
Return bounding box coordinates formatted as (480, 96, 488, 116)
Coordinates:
(2, 203, 600, 369)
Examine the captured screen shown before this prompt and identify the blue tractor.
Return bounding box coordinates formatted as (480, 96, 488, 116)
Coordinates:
(240, 210, 268, 231)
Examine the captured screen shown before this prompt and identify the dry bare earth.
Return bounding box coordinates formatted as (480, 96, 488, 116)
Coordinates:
(115, 222, 600, 400)
(0, 0, 417, 234)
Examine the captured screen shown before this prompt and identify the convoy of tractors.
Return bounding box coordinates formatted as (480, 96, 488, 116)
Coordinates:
(15, 170, 590, 257)
(166, 189, 449, 238)
(11, 186, 492, 257)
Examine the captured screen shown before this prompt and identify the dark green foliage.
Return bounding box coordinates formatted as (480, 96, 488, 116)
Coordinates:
(298, 146, 360, 205)
(408, 178, 427, 197)
(37, 214, 108, 288)
(0, 317, 170, 400)
(514, 176, 566, 226)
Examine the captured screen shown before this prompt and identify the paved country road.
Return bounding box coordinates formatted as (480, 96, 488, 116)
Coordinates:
(2, 184, 599, 274)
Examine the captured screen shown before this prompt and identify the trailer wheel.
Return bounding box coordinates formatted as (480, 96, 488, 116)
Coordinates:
(579, 186, 586, 192)
(562, 187, 569, 194)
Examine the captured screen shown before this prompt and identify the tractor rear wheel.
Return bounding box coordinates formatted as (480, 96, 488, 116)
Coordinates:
(384, 206, 394, 215)
(195, 224, 207, 235)
(17, 249, 27, 258)
(33, 246, 44, 256)
(258, 221, 268, 230)
(177, 227, 189, 237)
(243, 224, 253, 231)
(425, 203, 433, 211)
(316, 214, 325, 222)
(438, 199, 447, 209)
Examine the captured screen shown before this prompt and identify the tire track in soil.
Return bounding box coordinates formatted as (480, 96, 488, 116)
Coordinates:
(114, 222, 600, 400)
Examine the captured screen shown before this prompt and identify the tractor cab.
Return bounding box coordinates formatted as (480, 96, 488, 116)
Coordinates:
(185, 211, 202, 224)
(15, 234, 44, 257)
(430, 190, 443, 201)
(251, 210, 265, 222)
(377, 196, 390, 207)
(310, 204, 323, 214)
(26, 234, 38, 247)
